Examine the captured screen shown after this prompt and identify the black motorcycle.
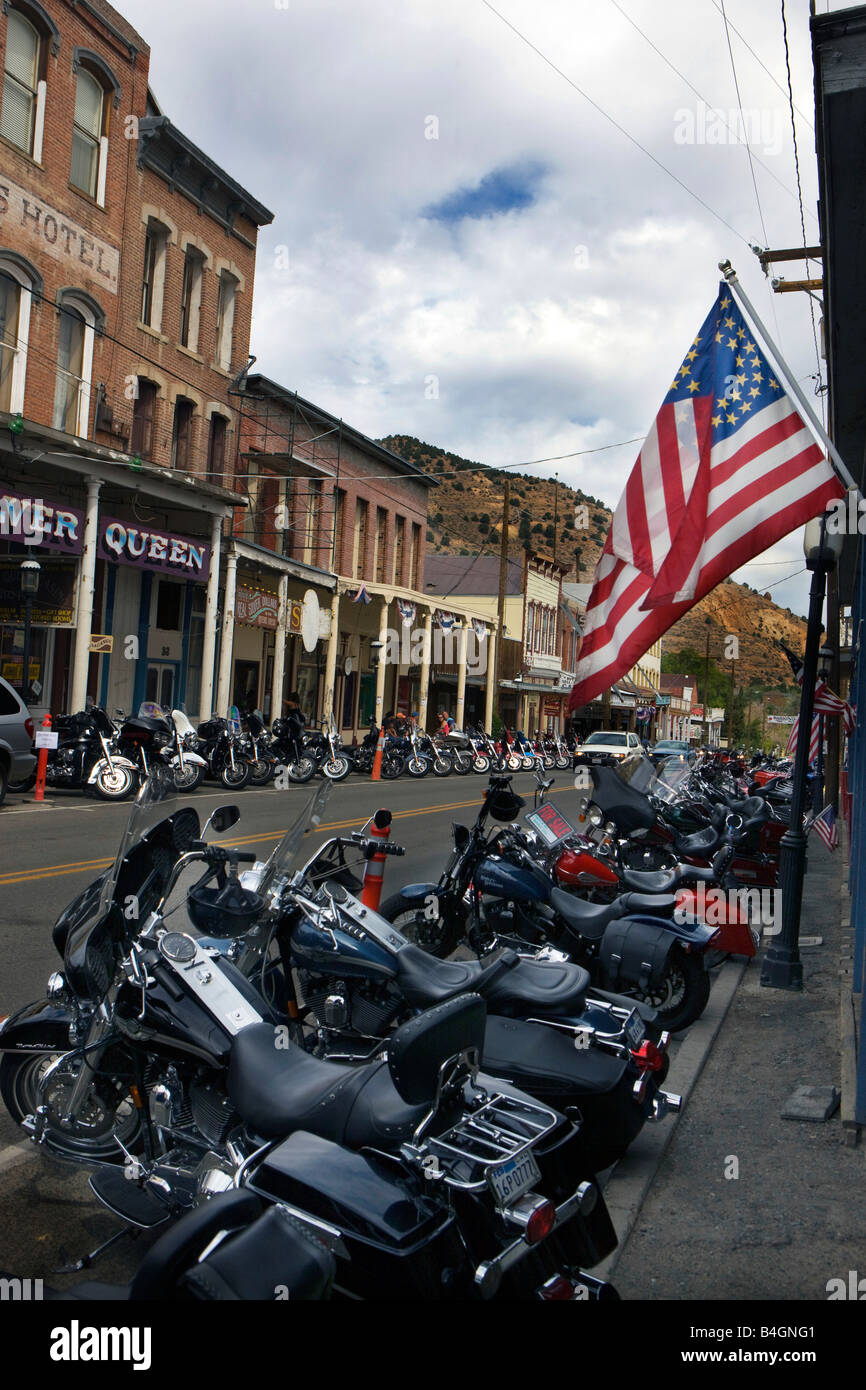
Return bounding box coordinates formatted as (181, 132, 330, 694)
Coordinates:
(34, 705, 138, 801)
(0, 775, 619, 1301)
(197, 714, 251, 789)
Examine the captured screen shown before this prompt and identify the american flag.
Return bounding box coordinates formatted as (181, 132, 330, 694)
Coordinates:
(809, 803, 839, 851)
(780, 643, 854, 760)
(568, 285, 845, 714)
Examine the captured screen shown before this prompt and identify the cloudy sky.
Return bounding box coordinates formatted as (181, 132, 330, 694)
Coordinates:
(123, 0, 850, 618)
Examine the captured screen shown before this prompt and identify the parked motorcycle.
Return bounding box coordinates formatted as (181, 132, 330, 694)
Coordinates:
(38, 705, 138, 801)
(377, 772, 716, 1031)
(0, 774, 619, 1301)
(209, 806, 680, 1173)
(197, 713, 251, 789)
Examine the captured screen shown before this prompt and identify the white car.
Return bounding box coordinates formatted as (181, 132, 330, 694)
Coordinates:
(574, 730, 642, 765)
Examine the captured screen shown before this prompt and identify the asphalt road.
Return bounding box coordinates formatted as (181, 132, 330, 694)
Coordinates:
(0, 767, 552, 1288)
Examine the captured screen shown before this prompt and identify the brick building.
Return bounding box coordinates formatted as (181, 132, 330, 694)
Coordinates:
(0, 0, 272, 720)
(234, 380, 495, 736)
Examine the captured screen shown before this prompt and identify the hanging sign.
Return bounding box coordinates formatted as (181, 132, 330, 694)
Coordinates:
(0, 490, 84, 554)
(236, 585, 279, 629)
(98, 519, 210, 581)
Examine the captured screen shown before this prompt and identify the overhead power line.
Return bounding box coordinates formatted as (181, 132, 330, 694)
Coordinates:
(479, 0, 754, 247)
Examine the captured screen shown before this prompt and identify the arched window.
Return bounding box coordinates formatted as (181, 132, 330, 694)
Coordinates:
(53, 294, 97, 436)
(0, 252, 37, 413)
(70, 67, 104, 199)
(1, 7, 44, 158)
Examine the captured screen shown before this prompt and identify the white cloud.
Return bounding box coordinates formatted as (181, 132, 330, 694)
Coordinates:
(122, 0, 831, 614)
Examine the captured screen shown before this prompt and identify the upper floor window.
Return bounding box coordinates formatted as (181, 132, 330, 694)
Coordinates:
(374, 508, 387, 583)
(130, 378, 157, 460)
(180, 246, 204, 351)
(0, 258, 34, 413)
(331, 487, 345, 571)
(141, 220, 169, 330)
(170, 397, 195, 471)
(352, 499, 368, 580)
(215, 271, 238, 371)
(393, 515, 405, 585)
(53, 296, 98, 437)
(206, 412, 227, 484)
(409, 522, 421, 590)
(70, 68, 107, 202)
(1, 9, 44, 160)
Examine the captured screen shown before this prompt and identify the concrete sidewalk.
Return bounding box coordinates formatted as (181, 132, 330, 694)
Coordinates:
(607, 838, 863, 1301)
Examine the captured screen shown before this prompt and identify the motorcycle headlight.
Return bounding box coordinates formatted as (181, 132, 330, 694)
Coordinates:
(588, 807, 604, 827)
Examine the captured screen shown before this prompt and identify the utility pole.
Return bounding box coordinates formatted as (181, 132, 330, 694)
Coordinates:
(493, 477, 510, 722)
(553, 473, 558, 565)
(728, 659, 736, 750)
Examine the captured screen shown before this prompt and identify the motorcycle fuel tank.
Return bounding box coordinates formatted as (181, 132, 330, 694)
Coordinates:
(289, 915, 399, 980)
(475, 856, 552, 904)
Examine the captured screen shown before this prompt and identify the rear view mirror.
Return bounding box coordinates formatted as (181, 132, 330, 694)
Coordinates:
(453, 824, 471, 851)
(210, 805, 240, 833)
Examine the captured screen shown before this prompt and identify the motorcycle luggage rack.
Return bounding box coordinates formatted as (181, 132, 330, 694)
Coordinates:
(421, 1092, 558, 1190)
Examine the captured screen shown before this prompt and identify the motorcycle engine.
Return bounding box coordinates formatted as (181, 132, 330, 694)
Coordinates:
(482, 899, 547, 945)
(299, 971, 402, 1037)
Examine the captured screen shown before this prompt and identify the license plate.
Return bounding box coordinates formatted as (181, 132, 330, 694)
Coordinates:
(487, 1151, 542, 1209)
(625, 1010, 646, 1048)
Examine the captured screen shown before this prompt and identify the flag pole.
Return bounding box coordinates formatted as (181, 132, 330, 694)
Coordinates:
(719, 260, 862, 501)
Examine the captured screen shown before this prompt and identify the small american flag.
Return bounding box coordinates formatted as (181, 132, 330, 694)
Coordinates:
(809, 803, 839, 851)
(350, 583, 372, 605)
(569, 285, 845, 713)
(780, 643, 854, 760)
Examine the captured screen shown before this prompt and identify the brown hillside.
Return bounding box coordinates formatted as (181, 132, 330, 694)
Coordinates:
(380, 434, 808, 690)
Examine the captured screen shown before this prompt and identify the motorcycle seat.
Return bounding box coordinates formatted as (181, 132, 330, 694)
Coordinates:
(393, 942, 589, 1016)
(549, 886, 679, 941)
(482, 1017, 627, 1095)
(621, 860, 718, 892)
(673, 825, 719, 856)
(230, 995, 487, 1149)
(229, 1026, 427, 1146)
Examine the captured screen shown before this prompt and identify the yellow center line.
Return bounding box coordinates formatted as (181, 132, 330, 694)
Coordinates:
(0, 797, 483, 888)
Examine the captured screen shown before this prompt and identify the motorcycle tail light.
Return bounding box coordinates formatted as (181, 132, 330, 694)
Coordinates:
(631, 1040, 665, 1073)
(525, 1200, 556, 1245)
(538, 1275, 576, 1300)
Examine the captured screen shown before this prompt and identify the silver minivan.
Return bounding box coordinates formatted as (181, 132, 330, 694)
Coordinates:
(0, 676, 36, 805)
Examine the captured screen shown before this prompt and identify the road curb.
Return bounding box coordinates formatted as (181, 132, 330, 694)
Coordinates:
(595, 957, 748, 1283)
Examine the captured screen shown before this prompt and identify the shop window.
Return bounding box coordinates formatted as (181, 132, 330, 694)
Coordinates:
(155, 580, 182, 630)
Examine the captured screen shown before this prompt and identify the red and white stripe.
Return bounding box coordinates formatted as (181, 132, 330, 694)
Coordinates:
(570, 395, 843, 711)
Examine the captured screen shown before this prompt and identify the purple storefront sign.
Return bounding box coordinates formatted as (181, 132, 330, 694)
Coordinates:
(98, 518, 211, 582)
(0, 490, 85, 554)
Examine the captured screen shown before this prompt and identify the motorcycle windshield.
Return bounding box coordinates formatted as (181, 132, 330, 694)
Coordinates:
(257, 779, 333, 897)
(611, 752, 690, 805)
(97, 766, 197, 918)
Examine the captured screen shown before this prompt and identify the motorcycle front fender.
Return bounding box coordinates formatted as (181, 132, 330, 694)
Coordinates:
(0, 998, 74, 1053)
(393, 882, 438, 907)
(170, 752, 207, 768)
(86, 756, 137, 783)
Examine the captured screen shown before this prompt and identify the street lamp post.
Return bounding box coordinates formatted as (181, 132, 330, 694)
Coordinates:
(761, 514, 843, 991)
(19, 556, 41, 706)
